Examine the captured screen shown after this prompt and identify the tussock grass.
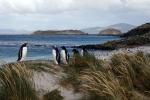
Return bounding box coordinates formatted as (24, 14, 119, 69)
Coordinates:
(79, 71, 127, 100)
(23, 60, 55, 73)
(0, 63, 38, 100)
(61, 54, 106, 90)
(62, 52, 150, 100)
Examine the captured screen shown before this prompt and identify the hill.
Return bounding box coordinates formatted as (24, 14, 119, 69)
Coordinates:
(81, 27, 103, 34)
(77, 23, 150, 50)
(33, 30, 87, 35)
(123, 23, 150, 37)
(107, 23, 135, 33)
(81, 23, 135, 34)
(99, 28, 122, 36)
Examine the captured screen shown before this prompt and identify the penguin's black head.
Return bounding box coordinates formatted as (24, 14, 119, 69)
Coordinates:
(52, 46, 56, 49)
(72, 48, 77, 52)
(82, 47, 87, 52)
(22, 43, 28, 47)
(61, 46, 66, 50)
(72, 48, 79, 54)
(52, 46, 59, 51)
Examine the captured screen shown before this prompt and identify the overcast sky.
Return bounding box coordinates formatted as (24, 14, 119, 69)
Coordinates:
(0, 0, 149, 31)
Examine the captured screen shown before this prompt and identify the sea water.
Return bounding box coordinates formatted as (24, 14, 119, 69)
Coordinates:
(0, 35, 120, 62)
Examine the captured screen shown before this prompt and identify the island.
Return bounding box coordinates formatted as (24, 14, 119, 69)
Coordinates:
(98, 28, 122, 36)
(32, 30, 87, 35)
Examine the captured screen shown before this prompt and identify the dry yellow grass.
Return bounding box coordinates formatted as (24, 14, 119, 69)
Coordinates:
(62, 52, 150, 100)
(0, 63, 38, 100)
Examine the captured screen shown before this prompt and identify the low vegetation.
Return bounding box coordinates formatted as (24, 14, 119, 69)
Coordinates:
(62, 52, 150, 100)
(0, 52, 150, 100)
(23, 60, 55, 73)
(0, 63, 37, 100)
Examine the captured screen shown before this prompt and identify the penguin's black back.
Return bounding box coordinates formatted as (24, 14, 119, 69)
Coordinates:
(83, 48, 88, 53)
(55, 47, 61, 64)
(62, 46, 69, 62)
(17, 43, 27, 61)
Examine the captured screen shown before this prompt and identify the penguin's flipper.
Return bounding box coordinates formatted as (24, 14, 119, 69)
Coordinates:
(17, 47, 23, 61)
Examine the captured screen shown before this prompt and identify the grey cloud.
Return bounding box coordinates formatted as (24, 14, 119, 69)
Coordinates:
(0, 0, 149, 15)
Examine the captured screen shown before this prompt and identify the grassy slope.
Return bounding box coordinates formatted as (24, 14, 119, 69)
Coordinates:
(0, 61, 63, 100)
(0, 52, 150, 100)
(61, 53, 150, 100)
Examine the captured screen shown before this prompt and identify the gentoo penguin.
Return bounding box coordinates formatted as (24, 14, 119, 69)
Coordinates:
(60, 46, 69, 64)
(52, 46, 61, 65)
(72, 48, 79, 55)
(17, 43, 28, 61)
(72, 48, 80, 63)
(81, 47, 88, 56)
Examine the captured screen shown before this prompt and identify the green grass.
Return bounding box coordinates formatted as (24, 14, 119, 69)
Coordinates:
(61, 52, 150, 100)
(0, 63, 38, 100)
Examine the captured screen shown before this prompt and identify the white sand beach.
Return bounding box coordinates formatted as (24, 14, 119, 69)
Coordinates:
(93, 46, 150, 60)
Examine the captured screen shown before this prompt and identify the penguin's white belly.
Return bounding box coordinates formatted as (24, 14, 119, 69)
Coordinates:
(61, 50, 67, 64)
(80, 50, 83, 56)
(21, 47, 27, 61)
(52, 49, 58, 64)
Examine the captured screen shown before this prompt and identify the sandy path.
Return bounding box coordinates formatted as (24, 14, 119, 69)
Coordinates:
(32, 66, 83, 100)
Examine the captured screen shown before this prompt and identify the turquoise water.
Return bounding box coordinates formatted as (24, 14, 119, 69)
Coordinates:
(0, 35, 120, 62)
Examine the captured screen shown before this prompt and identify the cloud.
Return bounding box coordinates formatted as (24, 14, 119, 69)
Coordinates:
(0, 0, 73, 14)
(0, 0, 149, 15)
(0, 0, 149, 31)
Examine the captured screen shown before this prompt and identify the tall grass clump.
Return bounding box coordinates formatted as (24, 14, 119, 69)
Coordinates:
(0, 63, 38, 100)
(62, 51, 150, 100)
(79, 70, 127, 100)
(61, 53, 106, 90)
(111, 52, 150, 91)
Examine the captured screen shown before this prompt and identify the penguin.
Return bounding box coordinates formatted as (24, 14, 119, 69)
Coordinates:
(17, 43, 28, 61)
(52, 46, 61, 65)
(60, 46, 69, 64)
(72, 48, 79, 55)
(72, 48, 80, 63)
(81, 47, 88, 56)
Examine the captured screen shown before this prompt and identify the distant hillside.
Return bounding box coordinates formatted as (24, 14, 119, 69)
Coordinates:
(81, 27, 103, 34)
(81, 23, 135, 34)
(77, 23, 150, 50)
(0, 29, 30, 35)
(123, 23, 150, 37)
(107, 23, 135, 33)
(99, 28, 122, 36)
(33, 30, 87, 35)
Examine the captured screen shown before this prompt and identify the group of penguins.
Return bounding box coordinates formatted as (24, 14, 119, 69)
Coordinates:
(17, 43, 88, 65)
